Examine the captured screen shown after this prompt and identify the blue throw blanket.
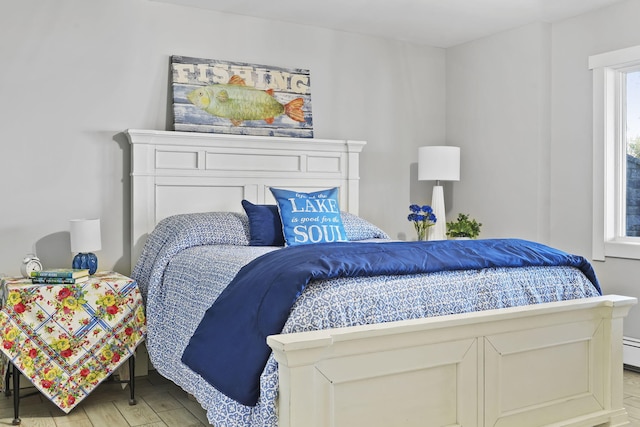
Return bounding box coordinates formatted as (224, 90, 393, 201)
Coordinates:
(181, 238, 600, 406)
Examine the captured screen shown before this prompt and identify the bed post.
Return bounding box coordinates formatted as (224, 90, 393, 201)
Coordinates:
(127, 130, 157, 271)
(602, 296, 635, 426)
(345, 140, 365, 215)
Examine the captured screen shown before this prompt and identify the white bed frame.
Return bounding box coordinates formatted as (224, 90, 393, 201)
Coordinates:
(126, 129, 636, 427)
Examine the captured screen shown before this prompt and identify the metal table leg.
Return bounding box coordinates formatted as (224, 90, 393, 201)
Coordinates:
(12, 364, 20, 425)
(128, 355, 136, 405)
(4, 360, 11, 397)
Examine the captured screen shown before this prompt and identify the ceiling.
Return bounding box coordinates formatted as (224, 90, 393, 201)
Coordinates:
(151, 0, 625, 48)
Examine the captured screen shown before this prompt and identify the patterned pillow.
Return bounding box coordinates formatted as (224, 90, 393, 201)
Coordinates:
(270, 187, 348, 246)
(341, 212, 390, 240)
(241, 200, 285, 246)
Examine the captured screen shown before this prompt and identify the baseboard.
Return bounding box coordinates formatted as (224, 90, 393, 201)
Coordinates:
(623, 336, 640, 368)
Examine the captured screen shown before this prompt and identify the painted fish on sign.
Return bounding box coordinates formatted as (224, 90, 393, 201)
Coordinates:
(171, 56, 313, 138)
(187, 75, 305, 126)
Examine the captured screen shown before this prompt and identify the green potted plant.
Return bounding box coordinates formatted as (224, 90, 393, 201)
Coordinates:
(446, 213, 482, 239)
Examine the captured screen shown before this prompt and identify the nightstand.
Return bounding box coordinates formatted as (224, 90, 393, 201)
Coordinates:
(0, 271, 146, 424)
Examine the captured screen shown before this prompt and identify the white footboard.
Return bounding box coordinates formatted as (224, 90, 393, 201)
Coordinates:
(268, 295, 636, 427)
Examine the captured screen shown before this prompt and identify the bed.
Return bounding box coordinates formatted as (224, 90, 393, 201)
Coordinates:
(126, 129, 636, 427)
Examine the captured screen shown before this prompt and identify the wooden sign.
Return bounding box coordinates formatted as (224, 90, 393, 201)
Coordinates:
(171, 56, 313, 138)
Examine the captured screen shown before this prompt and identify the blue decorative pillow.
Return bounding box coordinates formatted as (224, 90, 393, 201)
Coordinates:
(269, 187, 348, 246)
(241, 200, 285, 246)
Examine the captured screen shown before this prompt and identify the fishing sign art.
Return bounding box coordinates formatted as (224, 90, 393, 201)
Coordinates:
(171, 56, 313, 138)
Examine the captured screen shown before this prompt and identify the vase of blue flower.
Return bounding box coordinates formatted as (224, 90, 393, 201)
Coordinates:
(408, 204, 437, 241)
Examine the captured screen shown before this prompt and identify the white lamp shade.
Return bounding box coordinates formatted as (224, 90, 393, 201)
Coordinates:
(70, 219, 102, 253)
(418, 146, 460, 181)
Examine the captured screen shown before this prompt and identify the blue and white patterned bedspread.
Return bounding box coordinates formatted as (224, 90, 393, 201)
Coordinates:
(131, 212, 601, 427)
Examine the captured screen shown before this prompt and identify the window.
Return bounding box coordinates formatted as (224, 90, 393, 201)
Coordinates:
(590, 45, 640, 260)
(627, 70, 640, 237)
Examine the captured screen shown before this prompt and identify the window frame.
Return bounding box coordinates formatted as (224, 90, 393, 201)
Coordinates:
(590, 45, 640, 261)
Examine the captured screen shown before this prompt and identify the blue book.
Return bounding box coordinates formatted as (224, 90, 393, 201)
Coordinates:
(31, 268, 89, 279)
(31, 276, 89, 285)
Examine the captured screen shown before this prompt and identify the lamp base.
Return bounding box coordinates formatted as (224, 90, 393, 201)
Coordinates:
(72, 252, 98, 275)
(428, 185, 447, 241)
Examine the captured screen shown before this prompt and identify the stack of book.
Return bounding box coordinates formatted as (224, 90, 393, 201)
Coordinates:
(30, 268, 90, 284)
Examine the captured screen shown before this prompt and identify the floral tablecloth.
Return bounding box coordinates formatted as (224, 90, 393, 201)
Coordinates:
(0, 271, 146, 412)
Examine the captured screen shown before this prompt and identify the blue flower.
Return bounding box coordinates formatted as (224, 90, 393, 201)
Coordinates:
(407, 204, 437, 240)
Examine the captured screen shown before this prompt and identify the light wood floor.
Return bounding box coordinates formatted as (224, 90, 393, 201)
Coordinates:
(625, 367, 640, 426)
(3, 368, 640, 426)
(0, 370, 209, 427)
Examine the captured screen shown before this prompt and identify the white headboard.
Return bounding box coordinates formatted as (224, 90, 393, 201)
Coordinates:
(126, 129, 366, 266)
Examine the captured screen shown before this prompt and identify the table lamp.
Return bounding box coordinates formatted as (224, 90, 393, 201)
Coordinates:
(418, 146, 460, 240)
(70, 218, 102, 274)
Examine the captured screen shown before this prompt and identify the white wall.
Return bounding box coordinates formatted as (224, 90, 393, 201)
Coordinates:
(446, 22, 551, 242)
(0, 0, 445, 276)
(446, 0, 640, 338)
